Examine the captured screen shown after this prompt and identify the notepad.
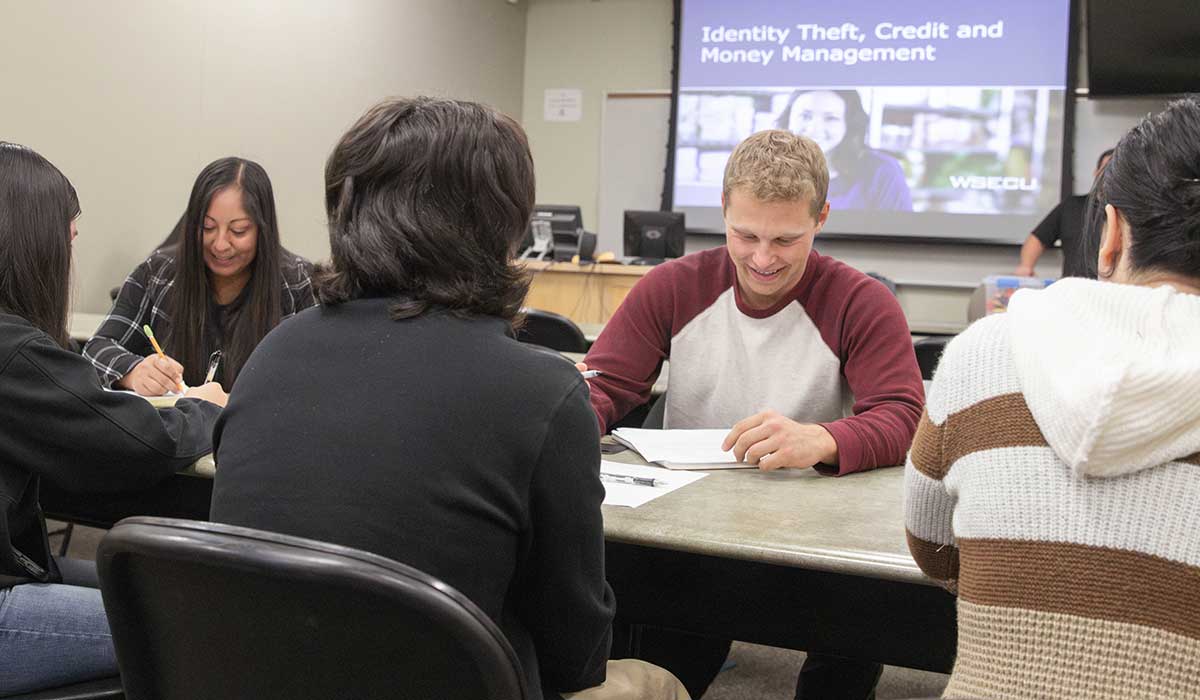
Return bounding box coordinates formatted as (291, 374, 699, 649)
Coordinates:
(600, 460, 707, 507)
(103, 388, 181, 408)
(610, 428, 754, 470)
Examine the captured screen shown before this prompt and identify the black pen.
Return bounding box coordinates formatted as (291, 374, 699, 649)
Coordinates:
(600, 472, 657, 487)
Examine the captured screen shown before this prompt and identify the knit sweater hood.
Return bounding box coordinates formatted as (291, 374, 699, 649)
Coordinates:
(1006, 277, 1200, 479)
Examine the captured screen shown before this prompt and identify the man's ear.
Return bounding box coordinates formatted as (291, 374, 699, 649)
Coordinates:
(813, 201, 830, 235)
(1097, 203, 1125, 279)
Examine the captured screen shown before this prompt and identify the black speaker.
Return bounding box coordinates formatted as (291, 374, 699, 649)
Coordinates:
(577, 230, 597, 262)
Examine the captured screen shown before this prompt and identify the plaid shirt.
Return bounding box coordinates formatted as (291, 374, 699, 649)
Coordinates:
(83, 250, 316, 386)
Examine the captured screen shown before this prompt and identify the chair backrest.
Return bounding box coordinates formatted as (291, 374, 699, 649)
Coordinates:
(912, 336, 951, 381)
(97, 517, 527, 700)
(515, 307, 589, 353)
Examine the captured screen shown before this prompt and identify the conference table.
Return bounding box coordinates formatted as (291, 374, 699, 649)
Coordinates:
(598, 446, 955, 672)
(42, 436, 956, 674)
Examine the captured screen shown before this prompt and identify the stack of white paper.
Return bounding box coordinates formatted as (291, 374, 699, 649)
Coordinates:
(610, 428, 753, 470)
(600, 460, 707, 508)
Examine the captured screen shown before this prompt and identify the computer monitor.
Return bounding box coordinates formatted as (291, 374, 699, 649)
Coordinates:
(623, 210, 686, 263)
(527, 204, 585, 262)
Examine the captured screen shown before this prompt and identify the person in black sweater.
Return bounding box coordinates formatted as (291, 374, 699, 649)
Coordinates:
(0, 143, 226, 695)
(209, 97, 686, 700)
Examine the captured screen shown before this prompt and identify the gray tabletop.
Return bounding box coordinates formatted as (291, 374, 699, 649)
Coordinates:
(600, 444, 933, 587)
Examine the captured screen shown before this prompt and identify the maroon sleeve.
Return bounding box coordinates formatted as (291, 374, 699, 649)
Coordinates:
(812, 273, 925, 475)
(581, 269, 674, 434)
(582, 251, 733, 433)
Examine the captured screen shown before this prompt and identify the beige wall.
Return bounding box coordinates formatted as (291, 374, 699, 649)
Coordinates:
(521, 0, 674, 232)
(1, 0, 528, 312)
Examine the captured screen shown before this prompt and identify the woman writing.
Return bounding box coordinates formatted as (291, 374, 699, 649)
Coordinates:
(0, 142, 225, 695)
(83, 157, 316, 393)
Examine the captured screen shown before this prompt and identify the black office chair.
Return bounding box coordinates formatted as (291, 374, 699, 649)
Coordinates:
(96, 517, 528, 700)
(5, 678, 124, 700)
(913, 336, 951, 381)
(515, 308, 589, 353)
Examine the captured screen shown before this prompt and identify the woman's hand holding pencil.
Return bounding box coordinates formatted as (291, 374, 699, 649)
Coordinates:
(113, 325, 186, 397)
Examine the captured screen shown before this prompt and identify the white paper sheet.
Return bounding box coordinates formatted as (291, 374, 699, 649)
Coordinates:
(610, 428, 753, 469)
(600, 460, 707, 508)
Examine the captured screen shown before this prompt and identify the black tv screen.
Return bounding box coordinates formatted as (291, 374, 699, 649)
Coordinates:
(668, 0, 1076, 244)
(1087, 0, 1200, 97)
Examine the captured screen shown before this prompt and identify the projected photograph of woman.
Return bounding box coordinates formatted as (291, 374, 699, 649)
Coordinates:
(777, 89, 913, 212)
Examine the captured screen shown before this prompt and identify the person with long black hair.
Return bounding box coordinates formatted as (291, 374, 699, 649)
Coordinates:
(0, 142, 225, 695)
(83, 157, 315, 394)
(777, 89, 912, 212)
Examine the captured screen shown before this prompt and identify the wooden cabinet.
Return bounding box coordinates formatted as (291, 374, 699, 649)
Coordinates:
(520, 260, 654, 325)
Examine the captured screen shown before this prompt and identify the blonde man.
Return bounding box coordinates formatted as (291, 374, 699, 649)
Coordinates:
(582, 130, 923, 699)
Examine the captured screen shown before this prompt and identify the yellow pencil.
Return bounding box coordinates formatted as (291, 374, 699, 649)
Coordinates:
(142, 324, 185, 393)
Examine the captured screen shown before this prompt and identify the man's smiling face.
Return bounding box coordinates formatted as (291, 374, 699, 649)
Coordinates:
(723, 187, 828, 309)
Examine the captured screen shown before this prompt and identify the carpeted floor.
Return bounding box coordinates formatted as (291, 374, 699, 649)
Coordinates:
(702, 641, 947, 699)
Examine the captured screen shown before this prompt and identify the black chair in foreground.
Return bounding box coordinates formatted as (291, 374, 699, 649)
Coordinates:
(96, 517, 527, 700)
(515, 307, 589, 353)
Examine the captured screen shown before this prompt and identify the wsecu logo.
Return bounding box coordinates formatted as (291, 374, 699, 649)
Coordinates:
(949, 175, 1038, 191)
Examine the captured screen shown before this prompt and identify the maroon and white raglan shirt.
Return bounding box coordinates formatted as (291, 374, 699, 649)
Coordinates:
(584, 247, 924, 475)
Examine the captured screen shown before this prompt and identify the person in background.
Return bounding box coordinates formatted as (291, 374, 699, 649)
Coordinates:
(0, 142, 225, 695)
(209, 97, 687, 700)
(582, 129, 924, 699)
(777, 89, 912, 212)
(1015, 148, 1113, 278)
(907, 98, 1200, 699)
(83, 157, 315, 394)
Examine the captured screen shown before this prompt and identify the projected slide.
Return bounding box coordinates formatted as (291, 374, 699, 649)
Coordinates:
(671, 0, 1073, 243)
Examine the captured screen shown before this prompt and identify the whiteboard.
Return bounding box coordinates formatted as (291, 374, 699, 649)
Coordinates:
(596, 91, 672, 256)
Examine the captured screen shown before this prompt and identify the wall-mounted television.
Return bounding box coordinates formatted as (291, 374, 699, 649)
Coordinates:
(666, 0, 1077, 245)
(1087, 0, 1200, 97)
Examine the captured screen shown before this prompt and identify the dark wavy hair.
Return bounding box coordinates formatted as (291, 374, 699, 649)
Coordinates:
(315, 97, 534, 324)
(166, 157, 284, 388)
(776, 89, 870, 177)
(1081, 97, 1200, 280)
(0, 143, 79, 347)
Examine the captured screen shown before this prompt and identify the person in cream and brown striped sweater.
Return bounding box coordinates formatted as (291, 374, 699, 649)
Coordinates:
(905, 97, 1200, 700)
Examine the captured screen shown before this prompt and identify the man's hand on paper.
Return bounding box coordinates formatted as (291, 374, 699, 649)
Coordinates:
(117, 354, 185, 396)
(722, 409, 838, 471)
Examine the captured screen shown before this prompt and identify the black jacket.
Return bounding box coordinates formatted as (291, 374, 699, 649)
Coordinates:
(0, 313, 221, 587)
(210, 300, 614, 700)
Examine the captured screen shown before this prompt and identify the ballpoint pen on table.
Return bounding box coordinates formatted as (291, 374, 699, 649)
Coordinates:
(204, 350, 223, 384)
(599, 472, 657, 487)
(142, 324, 185, 393)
